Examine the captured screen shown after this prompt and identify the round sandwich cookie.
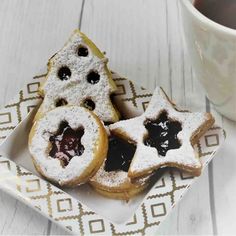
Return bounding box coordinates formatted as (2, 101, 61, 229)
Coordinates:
(89, 131, 152, 200)
(29, 106, 108, 186)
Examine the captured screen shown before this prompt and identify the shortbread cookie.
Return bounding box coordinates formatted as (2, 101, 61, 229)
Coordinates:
(34, 29, 120, 123)
(109, 87, 215, 178)
(93, 183, 148, 200)
(29, 106, 108, 186)
(90, 133, 151, 200)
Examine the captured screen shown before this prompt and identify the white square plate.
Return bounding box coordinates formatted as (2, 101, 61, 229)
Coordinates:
(0, 72, 225, 235)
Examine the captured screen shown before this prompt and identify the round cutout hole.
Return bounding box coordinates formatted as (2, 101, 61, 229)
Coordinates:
(83, 99, 95, 111)
(77, 45, 89, 57)
(55, 98, 68, 107)
(87, 71, 100, 84)
(57, 66, 71, 81)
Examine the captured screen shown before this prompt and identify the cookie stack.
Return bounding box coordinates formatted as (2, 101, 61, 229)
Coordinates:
(28, 30, 215, 200)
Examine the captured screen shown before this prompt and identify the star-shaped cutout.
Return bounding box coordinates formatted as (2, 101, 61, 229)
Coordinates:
(109, 87, 214, 178)
(49, 121, 85, 167)
(143, 110, 182, 156)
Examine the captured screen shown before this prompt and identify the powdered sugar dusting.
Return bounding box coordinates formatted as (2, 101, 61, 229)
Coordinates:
(29, 106, 100, 185)
(90, 162, 129, 188)
(90, 161, 150, 188)
(39, 30, 117, 122)
(90, 128, 151, 188)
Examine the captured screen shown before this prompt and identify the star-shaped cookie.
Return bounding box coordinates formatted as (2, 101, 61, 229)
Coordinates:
(109, 87, 215, 178)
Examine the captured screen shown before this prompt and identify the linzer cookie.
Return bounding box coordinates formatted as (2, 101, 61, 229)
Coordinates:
(109, 87, 215, 179)
(29, 106, 108, 186)
(90, 130, 152, 200)
(35, 29, 120, 123)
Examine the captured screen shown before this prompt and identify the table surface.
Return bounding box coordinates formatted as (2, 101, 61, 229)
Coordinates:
(0, 0, 235, 235)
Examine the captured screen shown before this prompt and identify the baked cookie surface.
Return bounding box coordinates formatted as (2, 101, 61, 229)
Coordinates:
(90, 133, 151, 200)
(109, 87, 215, 178)
(35, 29, 119, 123)
(29, 106, 108, 186)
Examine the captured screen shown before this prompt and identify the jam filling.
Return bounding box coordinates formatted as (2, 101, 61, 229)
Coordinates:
(83, 99, 95, 111)
(87, 71, 100, 84)
(49, 121, 85, 167)
(57, 66, 71, 81)
(78, 45, 89, 57)
(144, 111, 182, 156)
(104, 135, 136, 172)
(55, 98, 68, 107)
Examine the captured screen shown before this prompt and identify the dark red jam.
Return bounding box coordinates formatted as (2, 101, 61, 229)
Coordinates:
(83, 99, 95, 111)
(77, 45, 89, 57)
(49, 121, 84, 167)
(144, 111, 182, 156)
(87, 71, 100, 84)
(104, 135, 136, 172)
(55, 98, 68, 107)
(57, 66, 71, 81)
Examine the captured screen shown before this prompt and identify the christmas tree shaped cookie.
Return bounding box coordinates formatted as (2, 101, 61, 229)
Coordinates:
(35, 29, 120, 123)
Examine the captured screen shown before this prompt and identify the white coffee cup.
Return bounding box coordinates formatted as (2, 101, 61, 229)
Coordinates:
(180, 0, 236, 121)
